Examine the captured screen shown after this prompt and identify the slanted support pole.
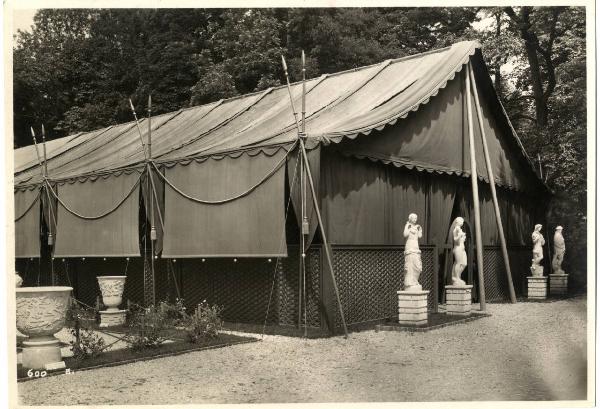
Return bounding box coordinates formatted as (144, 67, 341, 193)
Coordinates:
(148, 95, 156, 306)
(469, 64, 517, 304)
(465, 65, 487, 311)
(299, 139, 348, 337)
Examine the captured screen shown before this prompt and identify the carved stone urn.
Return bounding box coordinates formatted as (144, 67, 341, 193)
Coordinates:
(16, 286, 72, 370)
(97, 276, 127, 327)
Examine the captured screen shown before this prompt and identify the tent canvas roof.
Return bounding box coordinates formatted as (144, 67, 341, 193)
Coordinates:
(14, 41, 542, 190)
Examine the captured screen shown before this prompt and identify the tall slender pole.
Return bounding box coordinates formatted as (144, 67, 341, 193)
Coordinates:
(148, 95, 156, 305)
(281, 54, 348, 336)
(468, 64, 516, 304)
(300, 139, 348, 337)
(41, 124, 48, 177)
(30, 128, 45, 179)
(465, 67, 487, 311)
(301, 50, 308, 337)
(147, 95, 152, 160)
(281, 55, 301, 132)
(129, 99, 148, 159)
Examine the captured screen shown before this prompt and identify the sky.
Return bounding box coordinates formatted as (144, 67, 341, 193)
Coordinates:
(12, 9, 37, 36)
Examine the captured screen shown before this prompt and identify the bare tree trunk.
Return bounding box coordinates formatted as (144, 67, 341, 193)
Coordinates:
(504, 6, 561, 128)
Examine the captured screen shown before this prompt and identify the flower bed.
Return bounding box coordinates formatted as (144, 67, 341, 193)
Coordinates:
(17, 298, 258, 381)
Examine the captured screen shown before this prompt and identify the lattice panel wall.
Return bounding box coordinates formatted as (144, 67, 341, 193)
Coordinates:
(508, 246, 531, 297)
(122, 258, 145, 306)
(483, 247, 509, 302)
(483, 246, 531, 301)
(332, 246, 436, 328)
(277, 247, 321, 327)
(178, 250, 321, 327)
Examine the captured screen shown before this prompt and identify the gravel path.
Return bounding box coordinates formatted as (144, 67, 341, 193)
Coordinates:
(18, 296, 588, 404)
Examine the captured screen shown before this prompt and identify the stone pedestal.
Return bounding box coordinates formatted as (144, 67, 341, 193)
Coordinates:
(397, 290, 429, 326)
(549, 274, 568, 296)
(528, 276, 548, 299)
(22, 337, 65, 370)
(445, 285, 472, 316)
(99, 310, 127, 327)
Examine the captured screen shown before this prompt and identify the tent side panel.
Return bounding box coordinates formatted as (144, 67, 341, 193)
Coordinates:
(162, 150, 287, 257)
(53, 172, 141, 257)
(15, 188, 41, 258)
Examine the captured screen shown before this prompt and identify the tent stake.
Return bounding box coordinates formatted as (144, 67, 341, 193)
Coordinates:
(468, 64, 516, 304)
(465, 65, 487, 311)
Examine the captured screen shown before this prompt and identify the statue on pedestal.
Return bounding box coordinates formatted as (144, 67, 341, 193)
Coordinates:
(552, 226, 566, 275)
(451, 217, 467, 286)
(530, 224, 545, 277)
(403, 213, 423, 291)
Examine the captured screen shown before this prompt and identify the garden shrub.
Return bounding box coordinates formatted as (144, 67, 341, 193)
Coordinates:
(125, 299, 185, 350)
(184, 301, 223, 344)
(70, 328, 106, 360)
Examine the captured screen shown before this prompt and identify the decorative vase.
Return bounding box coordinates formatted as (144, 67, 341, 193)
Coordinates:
(97, 276, 127, 327)
(16, 286, 72, 370)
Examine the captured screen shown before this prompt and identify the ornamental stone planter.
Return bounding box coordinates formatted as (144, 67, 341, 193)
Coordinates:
(16, 286, 72, 370)
(97, 276, 127, 327)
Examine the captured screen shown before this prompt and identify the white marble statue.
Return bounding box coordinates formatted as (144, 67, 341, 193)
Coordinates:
(552, 226, 566, 275)
(530, 224, 545, 277)
(451, 217, 467, 286)
(403, 213, 423, 291)
(15, 272, 23, 288)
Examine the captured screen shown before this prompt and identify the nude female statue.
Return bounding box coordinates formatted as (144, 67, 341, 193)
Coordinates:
(403, 213, 423, 291)
(552, 226, 565, 275)
(530, 224, 545, 277)
(451, 217, 467, 286)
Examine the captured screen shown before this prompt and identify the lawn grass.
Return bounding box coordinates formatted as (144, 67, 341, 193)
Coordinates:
(17, 332, 257, 381)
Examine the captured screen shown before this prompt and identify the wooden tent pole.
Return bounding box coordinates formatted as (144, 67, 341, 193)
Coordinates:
(281, 53, 348, 337)
(299, 139, 348, 337)
(468, 64, 517, 304)
(465, 65, 487, 311)
(148, 95, 156, 305)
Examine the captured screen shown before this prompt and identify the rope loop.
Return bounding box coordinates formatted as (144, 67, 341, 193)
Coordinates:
(152, 143, 295, 205)
(46, 173, 143, 220)
(14, 187, 41, 222)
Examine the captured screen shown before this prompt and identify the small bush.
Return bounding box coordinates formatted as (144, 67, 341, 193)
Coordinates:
(158, 298, 187, 327)
(126, 305, 170, 351)
(184, 301, 223, 344)
(125, 299, 185, 351)
(70, 328, 106, 360)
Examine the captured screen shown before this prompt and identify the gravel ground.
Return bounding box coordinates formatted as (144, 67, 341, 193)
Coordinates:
(18, 296, 588, 405)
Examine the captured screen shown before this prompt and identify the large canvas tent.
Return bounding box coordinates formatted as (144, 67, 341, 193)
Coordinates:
(14, 41, 548, 332)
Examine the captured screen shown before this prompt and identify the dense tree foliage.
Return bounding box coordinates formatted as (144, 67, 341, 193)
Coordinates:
(13, 7, 588, 281)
